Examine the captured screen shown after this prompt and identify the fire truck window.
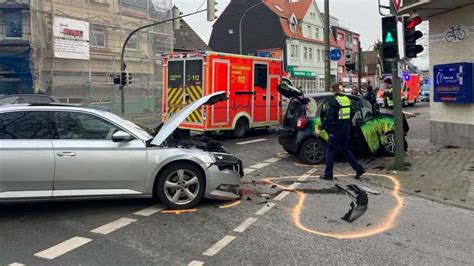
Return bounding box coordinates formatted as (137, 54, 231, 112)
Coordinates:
(254, 64, 268, 89)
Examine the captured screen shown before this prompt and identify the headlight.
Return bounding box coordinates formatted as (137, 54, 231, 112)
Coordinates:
(210, 152, 243, 177)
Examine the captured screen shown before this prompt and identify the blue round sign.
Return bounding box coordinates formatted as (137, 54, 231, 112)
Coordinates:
(330, 49, 342, 61)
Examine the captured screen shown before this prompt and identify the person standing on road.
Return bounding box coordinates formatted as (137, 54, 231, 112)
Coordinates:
(318, 83, 365, 181)
(383, 78, 394, 112)
(364, 84, 377, 106)
(351, 86, 362, 97)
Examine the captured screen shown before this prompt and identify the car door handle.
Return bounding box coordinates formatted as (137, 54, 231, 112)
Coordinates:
(57, 152, 77, 157)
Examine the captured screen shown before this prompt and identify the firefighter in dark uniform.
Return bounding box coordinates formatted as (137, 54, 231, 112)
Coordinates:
(318, 83, 365, 181)
(383, 78, 394, 111)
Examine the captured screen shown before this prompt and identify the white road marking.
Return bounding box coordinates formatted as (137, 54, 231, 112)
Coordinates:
(8, 263, 25, 266)
(277, 153, 291, 158)
(133, 205, 164, 217)
(255, 202, 276, 215)
(233, 217, 258, 233)
(188, 260, 205, 266)
(298, 174, 310, 182)
(244, 168, 256, 174)
(203, 235, 236, 256)
(307, 168, 318, 174)
(91, 218, 137, 235)
(273, 191, 290, 201)
(250, 163, 270, 169)
(264, 157, 281, 163)
(34, 237, 92, 260)
(236, 138, 267, 145)
(288, 182, 301, 190)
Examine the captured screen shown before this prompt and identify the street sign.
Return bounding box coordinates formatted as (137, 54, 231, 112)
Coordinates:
(392, 0, 401, 13)
(330, 49, 342, 61)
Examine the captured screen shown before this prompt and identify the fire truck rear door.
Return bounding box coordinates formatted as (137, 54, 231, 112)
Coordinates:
(166, 60, 185, 119)
(184, 59, 204, 124)
(211, 60, 230, 126)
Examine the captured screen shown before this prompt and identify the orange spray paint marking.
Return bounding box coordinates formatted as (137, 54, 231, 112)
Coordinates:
(160, 209, 197, 215)
(218, 200, 241, 209)
(264, 173, 404, 239)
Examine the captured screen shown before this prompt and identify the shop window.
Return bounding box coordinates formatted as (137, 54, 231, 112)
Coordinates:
(4, 11, 22, 39)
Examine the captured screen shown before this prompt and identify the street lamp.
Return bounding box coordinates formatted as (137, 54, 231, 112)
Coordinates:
(239, 1, 265, 55)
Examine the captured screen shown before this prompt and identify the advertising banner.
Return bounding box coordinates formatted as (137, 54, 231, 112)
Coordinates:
(53, 17, 90, 60)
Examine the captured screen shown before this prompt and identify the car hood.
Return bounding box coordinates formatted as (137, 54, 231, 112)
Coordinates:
(151, 91, 226, 146)
(277, 83, 303, 98)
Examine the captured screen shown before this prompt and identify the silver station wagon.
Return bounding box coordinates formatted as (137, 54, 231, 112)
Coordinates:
(0, 92, 243, 209)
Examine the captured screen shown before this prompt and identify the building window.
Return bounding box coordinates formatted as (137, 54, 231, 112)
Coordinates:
(337, 33, 344, 41)
(289, 15, 298, 33)
(4, 11, 23, 39)
(317, 49, 321, 62)
(315, 28, 320, 39)
(303, 47, 308, 60)
(307, 25, 312, 38)
(125, 30, 139, 50)
(290, 44, 299, 58)
(90, 25, 106, 48)
(353, 37, 359, 45)
(308, 48, 313, 61)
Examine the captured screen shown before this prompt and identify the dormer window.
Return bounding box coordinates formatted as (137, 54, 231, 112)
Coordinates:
(289, 14, 298, 33)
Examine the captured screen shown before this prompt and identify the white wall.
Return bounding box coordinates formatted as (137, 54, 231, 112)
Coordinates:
(429, 5, 474, 125)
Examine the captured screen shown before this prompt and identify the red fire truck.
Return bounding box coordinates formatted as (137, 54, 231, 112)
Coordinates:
(162, 51, 287, 138)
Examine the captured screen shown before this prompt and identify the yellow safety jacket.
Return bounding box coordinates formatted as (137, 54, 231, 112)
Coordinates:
(335, 95, 351, 120)
(386, 87, 394, 108)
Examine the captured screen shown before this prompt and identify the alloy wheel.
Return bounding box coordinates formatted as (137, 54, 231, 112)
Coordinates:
(304, 142, 324, 163)
(385, 133, 395, 153)
(164, 169, 200, 205)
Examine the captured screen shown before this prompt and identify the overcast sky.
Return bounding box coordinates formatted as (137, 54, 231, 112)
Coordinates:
(173, 0, 429, 69)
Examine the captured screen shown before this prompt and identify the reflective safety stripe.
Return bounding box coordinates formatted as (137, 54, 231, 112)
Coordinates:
(335, 96, 351, 120)
(386, 88, 394, 107)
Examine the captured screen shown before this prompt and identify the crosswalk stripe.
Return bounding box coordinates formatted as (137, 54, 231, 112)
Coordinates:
(91, 218, 137, 235)
(203, 235, 236, 256)
(34, 237, 92, 260)
(133, 205, 164, 217)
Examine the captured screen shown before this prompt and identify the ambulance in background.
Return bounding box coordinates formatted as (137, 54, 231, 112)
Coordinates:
(377, 73, 421, 107)
(162, 51, 288, 138)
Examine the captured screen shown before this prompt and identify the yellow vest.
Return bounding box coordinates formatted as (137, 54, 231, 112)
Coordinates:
(335, 95, 351, 120)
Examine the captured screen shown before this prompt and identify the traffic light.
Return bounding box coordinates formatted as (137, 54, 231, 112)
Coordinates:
(127, 73, 132, 85)
(207, 0, 218, 22)
(120, 71, 127, 86)
(113, 74, 120, 85)
(382, 16, 398, 59)
(172, 5, 183, 30)
(403, 16, 424, 58)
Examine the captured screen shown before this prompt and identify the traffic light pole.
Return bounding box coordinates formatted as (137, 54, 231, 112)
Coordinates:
(391, 59, 405, 170)
(324, 0, 331, 92)
(358, 40, 362, 90)
(118, 9, 207, 114)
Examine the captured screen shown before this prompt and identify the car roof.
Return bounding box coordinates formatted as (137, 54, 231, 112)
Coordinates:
(0, 104, 106, 115)
(305, 92, 361, 101)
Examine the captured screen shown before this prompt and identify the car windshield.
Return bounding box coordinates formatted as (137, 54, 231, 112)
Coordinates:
(0, 96, 18, 105)
(101, 111, 155, 138)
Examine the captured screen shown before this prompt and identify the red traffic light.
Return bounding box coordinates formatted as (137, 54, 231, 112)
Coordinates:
(406, 16, 422, 29)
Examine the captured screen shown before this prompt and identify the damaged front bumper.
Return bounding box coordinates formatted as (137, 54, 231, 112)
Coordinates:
(204, 153, 243, 201)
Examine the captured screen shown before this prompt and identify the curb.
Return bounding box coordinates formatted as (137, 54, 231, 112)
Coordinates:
(362, 174, 474, 212)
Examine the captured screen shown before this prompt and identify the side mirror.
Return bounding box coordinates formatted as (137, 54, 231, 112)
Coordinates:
(112, 131, 133, 142)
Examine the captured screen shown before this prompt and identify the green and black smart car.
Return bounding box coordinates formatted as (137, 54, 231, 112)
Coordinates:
(274, 84, 409, 164)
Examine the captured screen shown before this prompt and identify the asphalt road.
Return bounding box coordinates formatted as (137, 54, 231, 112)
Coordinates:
(1, 124, 473, 265)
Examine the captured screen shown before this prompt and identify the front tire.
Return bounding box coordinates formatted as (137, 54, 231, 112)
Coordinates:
(156, 163, 205, 209)
(298, 138, 326, 165)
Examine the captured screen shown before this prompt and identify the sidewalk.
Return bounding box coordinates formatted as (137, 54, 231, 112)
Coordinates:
(337, 139, 474, 210)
